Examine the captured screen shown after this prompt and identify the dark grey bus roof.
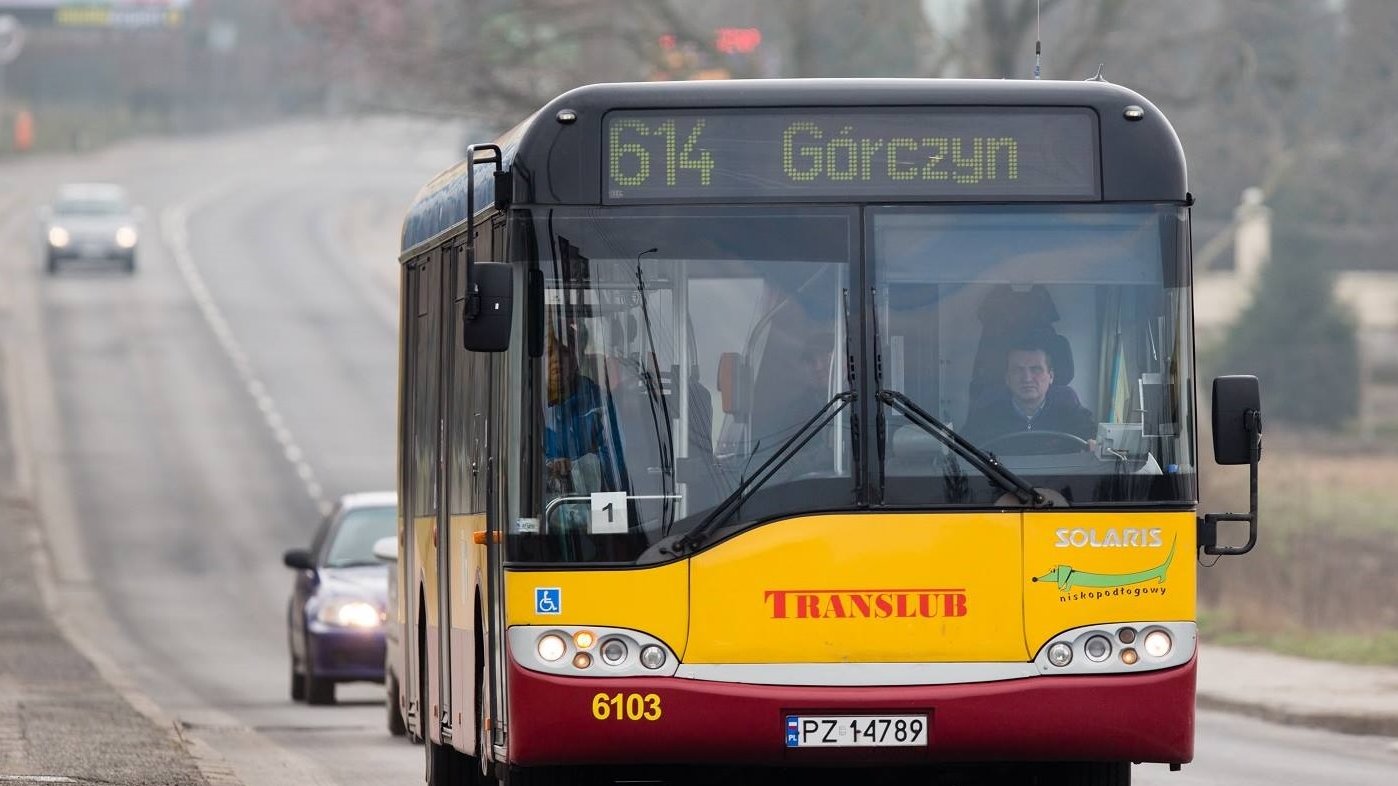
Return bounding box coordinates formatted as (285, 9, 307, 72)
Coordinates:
(401, 78, 1185, 254)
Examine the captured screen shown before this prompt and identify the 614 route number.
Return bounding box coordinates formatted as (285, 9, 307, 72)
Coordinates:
(591, 692, 662, 721)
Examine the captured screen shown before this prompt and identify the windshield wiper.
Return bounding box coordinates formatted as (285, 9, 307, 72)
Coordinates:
(667, 391, 855, 554)
(869, 289, 887, 497)
(876, 389, 1047, 507)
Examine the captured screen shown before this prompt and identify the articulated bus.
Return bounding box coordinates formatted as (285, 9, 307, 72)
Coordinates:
(388, 79, 1263, 786)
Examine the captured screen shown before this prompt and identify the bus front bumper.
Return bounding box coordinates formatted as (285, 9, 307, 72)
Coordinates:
(507, 655, 1195, 766)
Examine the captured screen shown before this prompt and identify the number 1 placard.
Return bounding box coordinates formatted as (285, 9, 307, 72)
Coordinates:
(590, 491, 629, 534)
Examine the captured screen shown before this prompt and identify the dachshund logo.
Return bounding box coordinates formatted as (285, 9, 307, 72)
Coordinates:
(1033, 536, 1176, 591)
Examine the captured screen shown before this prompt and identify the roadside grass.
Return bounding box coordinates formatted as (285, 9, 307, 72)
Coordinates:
(1199, 611, 1398, 667)
(1198, 425, 1398, 662)
(1202, 429, 1398, 536)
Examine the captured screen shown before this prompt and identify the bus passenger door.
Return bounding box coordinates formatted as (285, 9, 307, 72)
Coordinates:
(482, 216, 510, 764)
(403, 252, 442, 741)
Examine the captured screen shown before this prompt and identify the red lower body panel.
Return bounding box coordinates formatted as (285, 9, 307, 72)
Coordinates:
(507, 656, 1195, 766)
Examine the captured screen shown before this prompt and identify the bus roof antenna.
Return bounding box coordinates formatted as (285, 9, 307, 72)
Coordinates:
(1033, 0, 1042, 79)
(1087, 64, 1108, 82)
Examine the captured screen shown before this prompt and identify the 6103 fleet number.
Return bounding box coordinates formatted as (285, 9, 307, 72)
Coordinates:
(591, 692, 662, 721)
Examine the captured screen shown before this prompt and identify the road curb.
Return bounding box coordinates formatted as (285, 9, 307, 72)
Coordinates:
(22, 514, 245, 786)
(1198, 692, 1398, 739)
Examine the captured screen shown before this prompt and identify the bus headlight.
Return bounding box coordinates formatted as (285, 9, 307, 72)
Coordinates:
(510, 626, 678, 677)
(640, 644, 666, 670)
(599, 638, 628, 665)
(1035, 622, 1194, 675)
(537, 633, 567, 662)
(115, 226, 138, 248)
(48, 226, 70, 248)
(1083, 634, 1112, 662)
(1144, 629, 1173, 658)
(316, 600, 382, 628)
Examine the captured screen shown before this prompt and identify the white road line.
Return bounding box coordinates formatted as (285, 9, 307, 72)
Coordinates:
(161, 202, 331, 517)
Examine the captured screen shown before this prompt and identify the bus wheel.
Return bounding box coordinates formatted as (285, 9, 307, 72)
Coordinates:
(386, 671, 407, 737)
(1035, 762, 1131, 785)
(426, 736, 465, 785)
(289, 662, 306, 702)
(305, 674, 336, 705)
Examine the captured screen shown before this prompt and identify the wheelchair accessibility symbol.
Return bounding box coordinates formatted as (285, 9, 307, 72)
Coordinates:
(535, 587, 562, 615)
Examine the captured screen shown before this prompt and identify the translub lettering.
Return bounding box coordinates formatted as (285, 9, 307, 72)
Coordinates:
(764, 589, 969, 620)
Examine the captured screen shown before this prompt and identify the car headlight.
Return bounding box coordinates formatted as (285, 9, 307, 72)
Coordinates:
(315, 599, 383, 628)
(114, 226, 138, 249)
(48, 226, 70, 248)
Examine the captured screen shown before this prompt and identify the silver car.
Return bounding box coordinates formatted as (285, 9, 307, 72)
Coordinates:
(41, 183, 141, 274)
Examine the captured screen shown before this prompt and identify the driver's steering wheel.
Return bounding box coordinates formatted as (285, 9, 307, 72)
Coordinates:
(982, 430, 1090, 456)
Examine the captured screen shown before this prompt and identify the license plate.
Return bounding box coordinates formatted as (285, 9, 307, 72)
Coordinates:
(784, 715, 928, 748)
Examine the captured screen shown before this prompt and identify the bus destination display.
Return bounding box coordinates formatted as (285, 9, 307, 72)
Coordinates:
(604, 108, 1099, 202)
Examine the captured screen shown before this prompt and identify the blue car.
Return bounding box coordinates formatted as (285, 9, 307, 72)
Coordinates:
(283, 492, 396, 705)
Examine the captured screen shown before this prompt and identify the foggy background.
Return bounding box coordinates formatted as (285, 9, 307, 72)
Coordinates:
(3, 0, 1395, 663)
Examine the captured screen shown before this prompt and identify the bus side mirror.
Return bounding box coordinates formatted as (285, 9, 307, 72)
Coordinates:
(717, 352, 748, 415)
(1212, 375, 1261, 466)
(463, 262, 513, 352)
(1200, 375, 1261, 557)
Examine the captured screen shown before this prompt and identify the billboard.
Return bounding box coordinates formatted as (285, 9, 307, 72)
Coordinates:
(0, 1, 190, 28)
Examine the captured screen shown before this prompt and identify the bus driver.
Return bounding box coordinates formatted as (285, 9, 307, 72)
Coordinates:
(544, 324, 626, 496)
(962, 333, 1096, 450)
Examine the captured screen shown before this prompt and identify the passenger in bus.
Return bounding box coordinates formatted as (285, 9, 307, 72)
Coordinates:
(544, 325, 626, 496)
(962, 332, 1096, 449)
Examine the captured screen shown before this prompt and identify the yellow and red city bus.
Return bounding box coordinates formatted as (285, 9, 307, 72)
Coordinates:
(389, 80, 1262, 786)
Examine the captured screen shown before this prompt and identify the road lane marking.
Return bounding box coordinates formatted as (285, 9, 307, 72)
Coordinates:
(161, 201, 331, 517)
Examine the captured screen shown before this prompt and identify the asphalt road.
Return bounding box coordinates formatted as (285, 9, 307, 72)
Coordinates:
(0, 119, 441, 786)
(0, 120, 1395, 786)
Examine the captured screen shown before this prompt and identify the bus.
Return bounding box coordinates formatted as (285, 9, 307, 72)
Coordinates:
(388, 79, 1263, 786)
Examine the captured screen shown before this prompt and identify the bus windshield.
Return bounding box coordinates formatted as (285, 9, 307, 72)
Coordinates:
(873, 205, 1195, 507)
(522, 206, 858, 564)
(516, 203, 1195, 565)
